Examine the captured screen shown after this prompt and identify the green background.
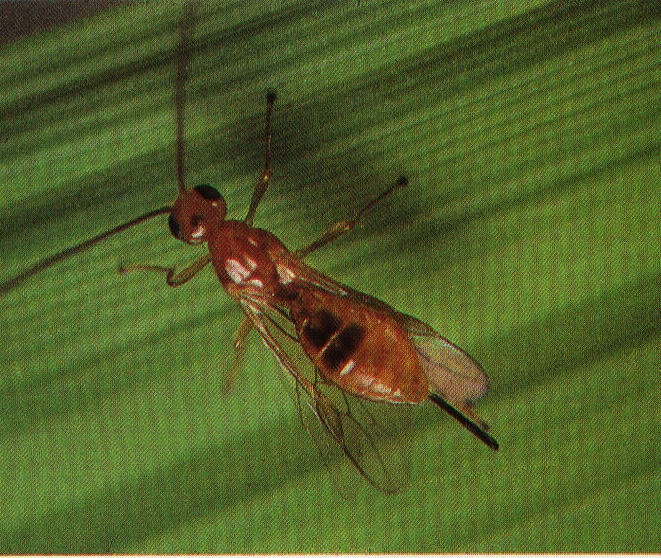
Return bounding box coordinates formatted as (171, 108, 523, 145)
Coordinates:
(0, 0, 658, 552)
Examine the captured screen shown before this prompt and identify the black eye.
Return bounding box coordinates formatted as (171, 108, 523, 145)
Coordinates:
(168, 214, 182, 240)
(194, 184, 221, 200)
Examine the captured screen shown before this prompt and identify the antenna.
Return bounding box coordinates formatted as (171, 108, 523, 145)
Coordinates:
(0, 207, 172, 295)
(1, 4, 201, 296)
(175, 1, 197, 193)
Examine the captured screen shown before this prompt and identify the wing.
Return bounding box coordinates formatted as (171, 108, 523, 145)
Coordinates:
(277, 255, 499, 450)
(234, 291, 411, 493)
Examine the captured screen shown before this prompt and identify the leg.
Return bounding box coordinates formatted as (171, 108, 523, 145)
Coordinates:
(244, 91, 277, 226)
(294, 176, 408, 259)
(119, 253, 212, 287)
(224, 315, 254, 392)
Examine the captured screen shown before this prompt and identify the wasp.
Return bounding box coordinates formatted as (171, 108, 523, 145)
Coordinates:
(1, 7, 498, 493)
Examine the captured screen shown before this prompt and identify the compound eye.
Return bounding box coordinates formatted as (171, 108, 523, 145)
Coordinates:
(168, 214, 182, 240)
(194, 184, 221, 200)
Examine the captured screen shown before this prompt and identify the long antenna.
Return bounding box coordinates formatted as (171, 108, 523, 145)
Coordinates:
(0, 206, 172, 295)
(2, 6, 201, 296)
(175, 2, 197, 193)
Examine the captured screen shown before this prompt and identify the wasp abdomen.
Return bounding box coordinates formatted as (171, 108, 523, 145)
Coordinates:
(294, 294, 428, 403)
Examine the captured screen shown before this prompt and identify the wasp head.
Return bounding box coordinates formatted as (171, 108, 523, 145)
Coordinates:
(169, 184, 227, 244)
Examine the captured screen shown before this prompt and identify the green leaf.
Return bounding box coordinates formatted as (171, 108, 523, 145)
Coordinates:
(0, 0, 658, 553)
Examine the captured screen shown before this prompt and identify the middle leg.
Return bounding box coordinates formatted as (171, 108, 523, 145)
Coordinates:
(244, 91, 277, 226)
(294, 176, 407, 259)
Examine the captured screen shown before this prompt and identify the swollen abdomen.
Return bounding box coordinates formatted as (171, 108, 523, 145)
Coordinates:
(292, 291, 429, 403)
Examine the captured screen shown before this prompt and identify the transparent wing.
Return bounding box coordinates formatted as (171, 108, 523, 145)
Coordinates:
(235, 293, 411, 493)
(294, 376, 411, 495)
(410, 330, 499, 450)
(411, 332, 489, 414)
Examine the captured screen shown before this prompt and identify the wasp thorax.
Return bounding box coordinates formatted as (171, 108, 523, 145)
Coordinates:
(169, 185, 227, 244)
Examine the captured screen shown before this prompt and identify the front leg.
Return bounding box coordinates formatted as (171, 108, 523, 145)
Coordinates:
(119, 253, 212, 287)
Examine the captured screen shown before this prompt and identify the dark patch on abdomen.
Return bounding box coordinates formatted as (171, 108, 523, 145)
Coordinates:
(322, 323, 365, 371)
(301, 310, 341, 349)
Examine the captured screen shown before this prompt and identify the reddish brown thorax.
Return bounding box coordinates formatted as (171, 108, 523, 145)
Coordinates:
(208, 221, 289, 295)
